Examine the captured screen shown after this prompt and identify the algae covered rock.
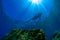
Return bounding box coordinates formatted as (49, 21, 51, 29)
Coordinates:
(1, 29, 46, 40)
(52, 30, 60, 40)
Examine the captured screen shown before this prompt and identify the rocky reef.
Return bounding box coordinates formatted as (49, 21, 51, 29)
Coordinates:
(1, 29, 46, 40)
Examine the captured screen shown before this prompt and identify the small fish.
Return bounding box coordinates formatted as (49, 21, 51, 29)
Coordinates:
(22, 13, 42, 26)
(32, 13, 42, 20)
(25, 13, 42, 23)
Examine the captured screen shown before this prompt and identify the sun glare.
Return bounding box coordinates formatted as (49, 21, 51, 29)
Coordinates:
(29, 0, 42, 4)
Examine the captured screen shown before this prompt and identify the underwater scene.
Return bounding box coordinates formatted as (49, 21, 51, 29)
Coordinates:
(0, 0, 60, 40)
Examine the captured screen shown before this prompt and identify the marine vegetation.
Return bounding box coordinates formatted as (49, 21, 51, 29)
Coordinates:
(1, 29, 46, 40)
(52, 30, 60, 40)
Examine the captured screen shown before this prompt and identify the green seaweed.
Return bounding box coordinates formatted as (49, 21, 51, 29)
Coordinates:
(1, 29, 46, 40)
(52, 30, 60, 40)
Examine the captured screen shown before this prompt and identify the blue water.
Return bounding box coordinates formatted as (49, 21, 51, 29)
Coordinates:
(0, 0, 60, 40)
